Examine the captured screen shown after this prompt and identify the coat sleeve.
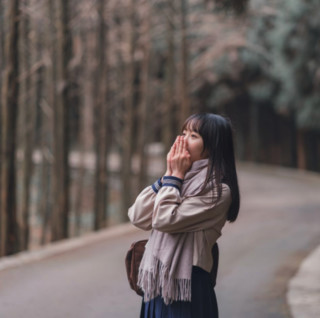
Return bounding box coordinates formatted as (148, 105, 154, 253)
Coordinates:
(152, 183, 232, 234)
(128, 179, 162, 231)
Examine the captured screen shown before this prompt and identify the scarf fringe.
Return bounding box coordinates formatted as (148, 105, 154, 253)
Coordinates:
(138, 256, 191, 305)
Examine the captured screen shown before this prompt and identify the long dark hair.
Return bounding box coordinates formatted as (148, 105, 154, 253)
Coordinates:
(182, 113, 240, 222)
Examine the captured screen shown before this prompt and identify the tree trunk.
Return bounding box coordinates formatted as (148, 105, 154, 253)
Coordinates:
(73, 26, 95, 236)
(289, 115, 298, 168)
(0, 0, 5, 79)
(304, 130, 319, 172)
(39, 148, 52, 245)
(0, 0, 4, 108)
(120, 0, 136, 219)
(178, 0, 190, 127)
(19, 0, 36, 251)
(249, 103, 260, 161)
(93, 0, 109, 230)
(297, 129, 307, 170)
(0, 0, 4, 230)
(137, 0, 152, 191)
(0, 0, 20, 256)
(162, 1, 176, 153)
(51, 0, 71, 241)
(39, 0, 56, 244)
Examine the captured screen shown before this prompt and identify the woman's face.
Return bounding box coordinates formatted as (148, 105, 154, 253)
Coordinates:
(182, 129, 208, 163)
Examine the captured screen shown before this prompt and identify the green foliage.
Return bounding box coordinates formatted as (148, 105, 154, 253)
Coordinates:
(198, 0, 320, 131)
(212, 0, 249, 14)
(248, 80, 274, 103)
(207, 83, 234, 107)
(298, 96, 320, 130)
(247, 0, 320, 130)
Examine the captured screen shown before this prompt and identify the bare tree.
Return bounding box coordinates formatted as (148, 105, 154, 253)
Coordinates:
(249, 103, 259, 161)
(137, 0, 152, 190)
(0, 0, 5, 104)
(162, 0, 177, 153)
(19, 0, 37, 251)
(120, 0, 136, 218)
(39, 0, 57, 245)
(51, 0, 71, 241)
(73, 17, 96, 236)
(31, 10, 46, 244)
(178, 0, 190, 127)
(93, 0, 109, 230)
(0, 0, 21, 256)
(0, 0, 5, 228)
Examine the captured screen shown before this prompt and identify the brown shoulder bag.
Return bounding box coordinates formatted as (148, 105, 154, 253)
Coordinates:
(125, 239, 148, 296)
(125, 240, 219, 296)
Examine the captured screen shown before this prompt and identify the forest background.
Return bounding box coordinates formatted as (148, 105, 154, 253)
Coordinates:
(0, 0, 319, 257)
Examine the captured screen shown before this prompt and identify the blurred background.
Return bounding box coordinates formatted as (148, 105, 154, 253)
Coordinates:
(0, 0, 319, 257)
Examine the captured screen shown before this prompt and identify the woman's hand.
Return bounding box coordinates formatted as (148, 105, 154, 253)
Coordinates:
(164, 148, 173, 176)
(169, 136, 192, 179)
(164, 137, 178, 176)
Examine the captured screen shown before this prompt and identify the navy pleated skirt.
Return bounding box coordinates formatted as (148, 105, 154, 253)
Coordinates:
(140, 266, 218, 318)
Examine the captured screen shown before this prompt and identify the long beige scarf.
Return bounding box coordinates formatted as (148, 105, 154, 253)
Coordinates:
(138, 159, 210, 305)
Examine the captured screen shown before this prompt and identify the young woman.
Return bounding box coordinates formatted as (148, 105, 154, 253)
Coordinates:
(128, 113, 240, 318)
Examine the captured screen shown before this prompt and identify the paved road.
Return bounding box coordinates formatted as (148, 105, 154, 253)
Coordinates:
(0, 163, 319, 318)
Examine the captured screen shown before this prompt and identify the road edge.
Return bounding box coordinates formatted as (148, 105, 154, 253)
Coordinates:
(287, 244, 320, 318)
(237, 161, 320, 184)
(0, 222, 138, 272)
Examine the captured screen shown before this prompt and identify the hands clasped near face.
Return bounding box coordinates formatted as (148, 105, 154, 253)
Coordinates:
(165, 136, 192, 180)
